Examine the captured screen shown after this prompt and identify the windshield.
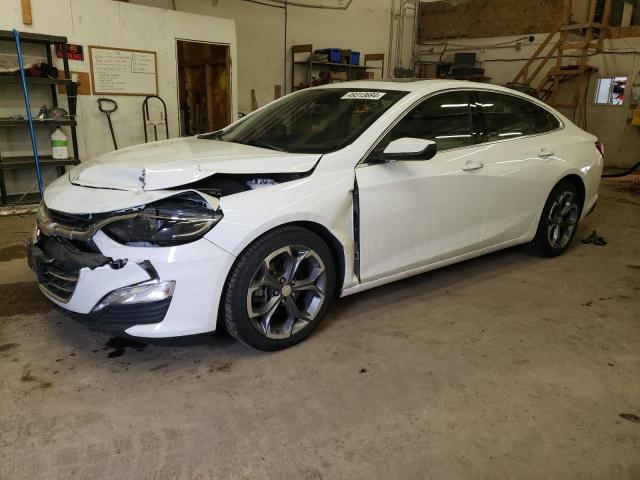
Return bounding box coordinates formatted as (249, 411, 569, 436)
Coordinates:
(211, 88, 408, 154)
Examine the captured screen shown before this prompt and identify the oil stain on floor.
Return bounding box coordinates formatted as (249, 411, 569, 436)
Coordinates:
(0, 282, 53, 317)
(105, 337, 147, 358)
(0, 244, 27, 262)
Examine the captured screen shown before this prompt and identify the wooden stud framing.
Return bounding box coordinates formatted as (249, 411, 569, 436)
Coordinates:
(250, 89, 258, 111)
(512, 0, 616, 122)
(21, 0, 32, 25)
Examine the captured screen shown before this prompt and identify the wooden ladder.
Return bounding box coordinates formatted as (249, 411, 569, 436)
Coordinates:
(513, 0, 611, 114)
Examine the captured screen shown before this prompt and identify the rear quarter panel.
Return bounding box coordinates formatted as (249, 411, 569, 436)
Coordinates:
(549, 123, 602, 218)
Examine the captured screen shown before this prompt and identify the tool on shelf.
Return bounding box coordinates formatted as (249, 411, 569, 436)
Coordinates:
(98, 97, 119, 150)
(142, 95, 169, 143)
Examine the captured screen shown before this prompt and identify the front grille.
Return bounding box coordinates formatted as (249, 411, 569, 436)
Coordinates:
(40, 261, 79, 301)
(30, 235, 111, 303)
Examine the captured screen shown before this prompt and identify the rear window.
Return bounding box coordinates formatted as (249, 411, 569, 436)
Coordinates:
(476, 91, 560, 142)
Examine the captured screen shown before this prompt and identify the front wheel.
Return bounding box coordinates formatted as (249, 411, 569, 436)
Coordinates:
(528, 181, 582, 257)
(223, 226, 336, 351)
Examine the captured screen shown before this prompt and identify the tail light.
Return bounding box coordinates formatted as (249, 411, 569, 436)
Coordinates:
(595, 141, 605, 157)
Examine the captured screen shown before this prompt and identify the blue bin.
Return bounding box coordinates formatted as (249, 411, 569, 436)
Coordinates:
(315, 48, 342, 63)
(350, 51, 360, 65)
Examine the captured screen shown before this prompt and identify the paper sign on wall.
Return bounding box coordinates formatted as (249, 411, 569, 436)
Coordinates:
(89, 46, 158, 96)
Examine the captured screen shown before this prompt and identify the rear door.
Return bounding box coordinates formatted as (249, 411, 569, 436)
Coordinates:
(474, 91, 564, 246)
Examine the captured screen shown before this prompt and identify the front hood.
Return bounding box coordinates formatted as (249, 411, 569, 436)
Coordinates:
(70, 137, 321, 191)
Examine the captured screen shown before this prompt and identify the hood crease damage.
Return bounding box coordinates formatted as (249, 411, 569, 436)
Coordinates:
(44, 137, 321, 215)
(69, 136, 322, 192)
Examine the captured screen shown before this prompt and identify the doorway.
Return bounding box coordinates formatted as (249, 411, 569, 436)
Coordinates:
(176, 40, 231, 136)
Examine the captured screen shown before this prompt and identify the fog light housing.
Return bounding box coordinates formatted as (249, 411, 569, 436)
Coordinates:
(93, 281, 175, 312)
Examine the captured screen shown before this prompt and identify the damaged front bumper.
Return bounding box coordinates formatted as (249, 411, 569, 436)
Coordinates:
(28, 226, 235, 338)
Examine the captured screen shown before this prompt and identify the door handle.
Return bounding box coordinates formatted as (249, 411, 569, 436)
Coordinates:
(539, 147, 554, 158)
(462, 160, 484, 172)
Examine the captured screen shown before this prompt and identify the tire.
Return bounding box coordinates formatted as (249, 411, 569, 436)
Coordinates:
(528, 181, 582, 258)
(223, 226, 336, 351)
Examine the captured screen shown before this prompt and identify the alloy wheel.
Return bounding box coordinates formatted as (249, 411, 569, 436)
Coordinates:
(246, 245, 327, 339)
(546, 190, 579, 249)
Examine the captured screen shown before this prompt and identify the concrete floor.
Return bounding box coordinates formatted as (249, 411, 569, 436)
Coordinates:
(0, 178, 638, 480)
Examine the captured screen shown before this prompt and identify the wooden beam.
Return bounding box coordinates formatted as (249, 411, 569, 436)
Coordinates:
(291, 44, 312, 55)
(606, 25, 640, 38)
(250, 89, 258, 111)
(560, 23, 590, 31)
(559, 41, 598, 50)
(598, 0, 612, 50)
(21, 0, 32, 25)
(513, 20, 563, 84)
(205, 64, 215, 132)
(526, 40, 562, 86)
(548, 0, 571, 105)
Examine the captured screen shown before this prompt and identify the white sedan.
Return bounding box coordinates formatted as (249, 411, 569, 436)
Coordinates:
(29, 80, 603, 350)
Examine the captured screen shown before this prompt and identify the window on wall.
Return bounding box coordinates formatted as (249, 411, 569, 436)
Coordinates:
(594, 77, 627, 105)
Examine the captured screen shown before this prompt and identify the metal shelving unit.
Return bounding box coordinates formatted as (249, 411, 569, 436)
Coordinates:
(0, 30, 80, 206)
(0, 118, 77, 127)
(291, 44, 383, 91)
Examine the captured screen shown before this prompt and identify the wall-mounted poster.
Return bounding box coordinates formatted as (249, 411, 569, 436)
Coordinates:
(89, 46, 158, 96)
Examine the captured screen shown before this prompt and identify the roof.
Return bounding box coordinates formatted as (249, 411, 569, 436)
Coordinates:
(314, 79, 524, 96)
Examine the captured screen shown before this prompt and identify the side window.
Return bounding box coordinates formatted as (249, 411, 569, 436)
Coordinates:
(532, 106, 561, 133)
(376, 91, 473, 155)
(476, 92, 538, 142)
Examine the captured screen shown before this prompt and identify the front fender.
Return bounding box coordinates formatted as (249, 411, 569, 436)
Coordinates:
(204, 169, 356, 288)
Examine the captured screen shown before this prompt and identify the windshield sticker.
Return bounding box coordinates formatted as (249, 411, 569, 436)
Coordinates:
(341, 91, 386, 100)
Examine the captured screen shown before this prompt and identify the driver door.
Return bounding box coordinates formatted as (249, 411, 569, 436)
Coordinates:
(355, 90, 488, 282)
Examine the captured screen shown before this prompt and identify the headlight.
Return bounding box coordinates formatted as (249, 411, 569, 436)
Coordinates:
(93, 281, 176, 311)
(102, 195, 223, 247)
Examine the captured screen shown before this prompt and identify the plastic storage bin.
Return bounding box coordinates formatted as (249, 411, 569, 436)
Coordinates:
(315, 48, 342, 63)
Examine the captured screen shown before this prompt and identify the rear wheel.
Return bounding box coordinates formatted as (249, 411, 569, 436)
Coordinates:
(223, 226, 336, 351)
(529, 181, 582, 257)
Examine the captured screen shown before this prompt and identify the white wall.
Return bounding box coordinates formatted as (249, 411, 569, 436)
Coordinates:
(131, 0, 414, 112)
(132, 0, 639, 168)
(415, 32, 640, 168)
(412, 0, 640, 168)
(3, 0, 635, 175)
(0, 0, 237, 193)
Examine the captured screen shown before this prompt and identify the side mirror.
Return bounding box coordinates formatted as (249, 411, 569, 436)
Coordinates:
(383, 138, 437, 161)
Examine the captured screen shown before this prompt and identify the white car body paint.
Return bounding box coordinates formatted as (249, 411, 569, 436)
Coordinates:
(36, 80, 602, 338)
(67, 137, 321, 193)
